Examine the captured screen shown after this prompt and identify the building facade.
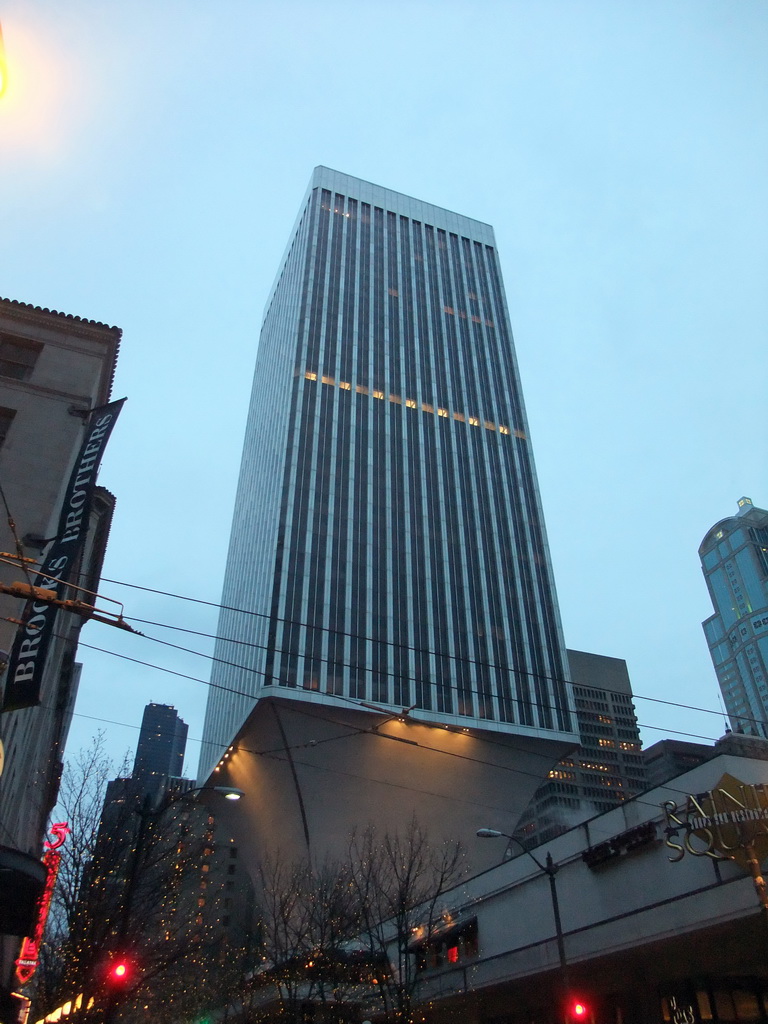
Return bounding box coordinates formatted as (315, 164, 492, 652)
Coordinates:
(65, 773, 252, 1024)
(641, 737, 713, 789)
(412, 750, 768, 1024)
(132, 702, 188, 781)
(199, 167, 577, 784)
(0, 297, 120, 1019)
(514, 649, 647, 847)
(194, 750, 768, 1024)
(699, 497, 768, 738)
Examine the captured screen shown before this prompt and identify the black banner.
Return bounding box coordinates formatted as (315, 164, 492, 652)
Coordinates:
(1, 399, 125, 712)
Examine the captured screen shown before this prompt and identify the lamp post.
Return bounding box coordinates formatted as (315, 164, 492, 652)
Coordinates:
(477, 827, 575, 1024)
(476, 828, 566, 973)
(101, 784, 244, 1023)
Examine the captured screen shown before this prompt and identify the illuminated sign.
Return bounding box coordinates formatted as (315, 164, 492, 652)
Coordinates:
(662, 773, 768, 868)
(15, 823, 70, 986)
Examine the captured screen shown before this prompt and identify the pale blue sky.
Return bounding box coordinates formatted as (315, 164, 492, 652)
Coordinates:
(1, 0, 766, 775)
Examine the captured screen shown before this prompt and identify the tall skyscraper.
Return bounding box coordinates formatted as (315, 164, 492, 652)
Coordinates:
(133, 702, 188, 780)
(700, 496, 768, 737)
(199, 167, 577, 782)
(195, 171, 579, 876)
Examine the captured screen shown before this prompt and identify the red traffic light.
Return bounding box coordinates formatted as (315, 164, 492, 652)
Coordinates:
(106, 959, 133, 985)
(567, 999, 590, 1022)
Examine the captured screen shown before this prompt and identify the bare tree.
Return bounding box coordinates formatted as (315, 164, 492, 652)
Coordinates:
(72, 783, 248, 1024)
(349, 820, 465, 1024)
(33, 733, 129, 1010)
(247, 855, 364, 1022)
(243, 822, 465, 1024)
(31, 741, 250, 1024)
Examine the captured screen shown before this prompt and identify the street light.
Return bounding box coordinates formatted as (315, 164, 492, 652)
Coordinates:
(476, 827, 567, 975)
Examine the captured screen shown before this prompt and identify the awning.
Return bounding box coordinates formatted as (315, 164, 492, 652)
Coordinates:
(0, 845, 47, 936)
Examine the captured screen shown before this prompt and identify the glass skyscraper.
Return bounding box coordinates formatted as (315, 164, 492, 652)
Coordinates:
(700, 496, 768, 737)
(198, 167, 576, 781)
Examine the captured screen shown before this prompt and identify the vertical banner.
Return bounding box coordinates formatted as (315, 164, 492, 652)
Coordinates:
(1, 399, 125, 712)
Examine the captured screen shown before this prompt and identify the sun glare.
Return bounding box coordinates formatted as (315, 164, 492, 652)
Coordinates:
(0, 16, 87, 158)
(0, 22, 7, 99)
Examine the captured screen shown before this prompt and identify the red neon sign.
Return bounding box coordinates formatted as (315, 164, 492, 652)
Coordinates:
(15, 822, 70, 986)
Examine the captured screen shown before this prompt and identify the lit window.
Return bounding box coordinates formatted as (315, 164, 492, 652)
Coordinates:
(338, 381, 351, 390)
(372, 390, 384, 400)
(356, 384, 369, 395)
(405, 398, 417, 408)
(321, 375, 335, 386)
(437, 408, 448, 418)
(415, 919, 478, 972)
(453, 412, 465, 423)
(468, 416, 479, 426)
(422, 403, 434, 414)
(443, 306, 454, 315)
(484, 421, 495, 430)
(389, 394, 402, 404)
(305, 371, 317, 381)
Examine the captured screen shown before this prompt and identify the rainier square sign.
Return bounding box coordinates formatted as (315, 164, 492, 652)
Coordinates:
(662, 773, 768, 910)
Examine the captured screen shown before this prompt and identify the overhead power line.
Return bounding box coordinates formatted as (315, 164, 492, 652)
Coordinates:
(88, 574, 737, 733)
(75, 637, 722, 747)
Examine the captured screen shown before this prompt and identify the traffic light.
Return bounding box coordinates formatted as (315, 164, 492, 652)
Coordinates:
(104, 957, 135, 988)
(565, 996, 592, 1024)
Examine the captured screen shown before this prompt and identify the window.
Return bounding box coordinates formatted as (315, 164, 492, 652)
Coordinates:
(0, 407, 16, 447)
(0, 336, 43, 381)
(415, 919, 478, 972)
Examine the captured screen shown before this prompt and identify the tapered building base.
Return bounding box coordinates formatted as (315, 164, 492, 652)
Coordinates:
(207, 696, 575, 874)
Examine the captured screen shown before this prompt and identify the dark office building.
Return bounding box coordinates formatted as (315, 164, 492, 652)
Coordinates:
(642, 738, 713, 789)
(515, 649, 647, 846)
(133, 702, 188, 780)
